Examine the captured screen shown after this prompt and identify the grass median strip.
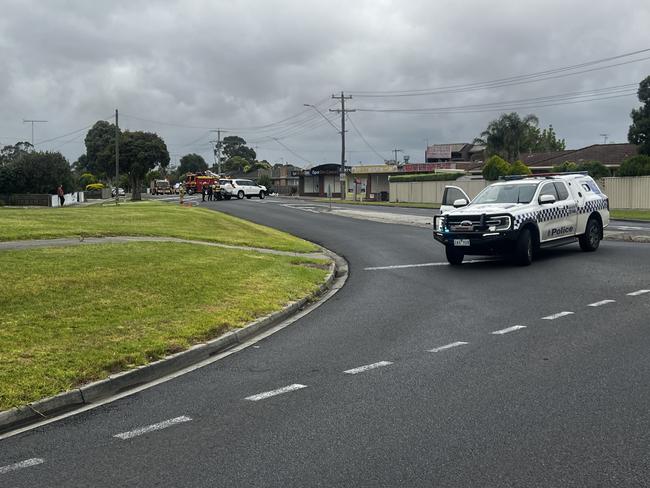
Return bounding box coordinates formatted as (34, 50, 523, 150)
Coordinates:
(0, 201, 317, 252)
(610, 209, 650, 221)
(0, 242, 329, 411)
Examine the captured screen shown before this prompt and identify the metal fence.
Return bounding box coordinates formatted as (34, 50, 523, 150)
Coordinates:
(389, 176, 650, 209)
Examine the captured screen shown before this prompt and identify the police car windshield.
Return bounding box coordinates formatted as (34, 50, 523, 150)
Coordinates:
(472, 183, 538, 204)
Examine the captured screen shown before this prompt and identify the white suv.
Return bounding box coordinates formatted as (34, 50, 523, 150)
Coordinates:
(219, 179, 267, 200)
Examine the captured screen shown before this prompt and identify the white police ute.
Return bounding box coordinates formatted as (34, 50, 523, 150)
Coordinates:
(433, 173, 610, 266)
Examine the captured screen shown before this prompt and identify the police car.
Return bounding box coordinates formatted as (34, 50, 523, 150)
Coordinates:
(433, 173, 609, 266)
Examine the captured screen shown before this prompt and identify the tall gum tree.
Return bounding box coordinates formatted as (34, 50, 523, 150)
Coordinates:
(119, 131, 170, 200)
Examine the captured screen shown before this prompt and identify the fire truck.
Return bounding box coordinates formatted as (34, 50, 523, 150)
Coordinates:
(150, 179, 173, 195)
(184, 170, 222, 199)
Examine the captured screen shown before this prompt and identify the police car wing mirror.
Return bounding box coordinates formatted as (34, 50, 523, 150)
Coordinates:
(539, 194, 556, 205)
(453, 198, 468, 208)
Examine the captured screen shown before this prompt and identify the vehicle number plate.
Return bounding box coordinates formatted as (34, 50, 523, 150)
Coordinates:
(453, 239, 470, 246)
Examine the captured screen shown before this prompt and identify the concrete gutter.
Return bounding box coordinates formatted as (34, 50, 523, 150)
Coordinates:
(0, 247, 348, 435)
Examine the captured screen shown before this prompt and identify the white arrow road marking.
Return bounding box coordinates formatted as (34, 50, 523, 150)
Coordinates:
(541, 311, 574, 320)
(627, 289, 650, 296)
(0, 458, 44, 474)
(588, 299, 616, 307)
(428, 341, 469, 353)
(114, 416, 192, 440)
(344, 361, 393, 375)
(491, 325, 527, 335)
(245, 384, 308, 401)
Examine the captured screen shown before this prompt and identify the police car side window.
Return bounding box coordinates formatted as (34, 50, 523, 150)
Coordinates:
(582, 183, 592, 191)
(540, 183, 559, 200)
(554, 182, 569, 200)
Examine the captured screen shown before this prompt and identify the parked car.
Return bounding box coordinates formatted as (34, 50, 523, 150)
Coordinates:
(111, 187, 126, 197)
(219, 179, 267, 200)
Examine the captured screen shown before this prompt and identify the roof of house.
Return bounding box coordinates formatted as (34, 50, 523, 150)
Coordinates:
(526, 143, 638, 167)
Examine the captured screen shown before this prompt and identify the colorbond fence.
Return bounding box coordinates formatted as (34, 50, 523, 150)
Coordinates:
(389, 176, 650, 209)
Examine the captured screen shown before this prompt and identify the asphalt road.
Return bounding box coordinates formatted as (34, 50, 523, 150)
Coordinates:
(2, 196, 649, 487)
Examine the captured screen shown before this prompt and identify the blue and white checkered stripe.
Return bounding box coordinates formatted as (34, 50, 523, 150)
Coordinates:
(579, 197, 608, 214)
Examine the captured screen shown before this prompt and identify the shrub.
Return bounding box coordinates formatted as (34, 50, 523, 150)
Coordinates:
(552, 161, 579, 173)
(389, 172, 463, 183)
(509, 160, 532, 176)
(482, 155, 510, 180)
(618, 155, 650, 176)
(85, 183, 105, 191)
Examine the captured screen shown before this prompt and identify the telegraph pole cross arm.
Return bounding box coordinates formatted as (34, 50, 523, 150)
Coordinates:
(22, 119, 48, 146)
(330, 92, 355, 200)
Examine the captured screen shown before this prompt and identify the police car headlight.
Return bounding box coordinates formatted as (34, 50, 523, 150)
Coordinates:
(433, 215, 445, 232)
(486, 215, 511, 231)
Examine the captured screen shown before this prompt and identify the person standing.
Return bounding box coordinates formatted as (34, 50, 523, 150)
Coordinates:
(57, 185, 65, 206)
(207, 185, 213, 201)
(201, 185, 207, 201)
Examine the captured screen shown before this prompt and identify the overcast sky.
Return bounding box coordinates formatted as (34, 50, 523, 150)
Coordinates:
(1, 0, 649, 168)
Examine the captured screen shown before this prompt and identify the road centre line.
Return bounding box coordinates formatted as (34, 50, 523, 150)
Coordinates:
(541, 311, 574, 320)
(588, 299, 616, 307)
(114, 416, 192, 440)
(491, 325, 527, 335)
(245, 384, 308, 401)
(0, 458, 44, 475)
(344, 361, 393, 375)
(428, 341, 468, 353)
(365, 259, 489, 271)
(627, 289, 650, 296)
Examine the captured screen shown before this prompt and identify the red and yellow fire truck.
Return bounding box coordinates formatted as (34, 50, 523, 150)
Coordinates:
(184, 171, 222, 198)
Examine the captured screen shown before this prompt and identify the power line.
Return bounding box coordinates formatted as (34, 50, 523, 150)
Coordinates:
(346, 115, 388, 162)
(271, 138, 312, 164)
(349, 48, 650, 98)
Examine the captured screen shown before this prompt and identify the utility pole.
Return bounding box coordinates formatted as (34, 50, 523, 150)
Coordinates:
(22, 119, 47, 146)
(599, 133, 609, 144)
(330, 92, 355, 199)
(115, 109, 120, 202)
(210, 129, 224, 174)
(393, 148, 403, 165)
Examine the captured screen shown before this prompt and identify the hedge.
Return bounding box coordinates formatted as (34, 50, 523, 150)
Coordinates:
(389, 172, 464, 183)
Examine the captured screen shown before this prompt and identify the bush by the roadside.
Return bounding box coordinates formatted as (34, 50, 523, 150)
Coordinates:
(618, 155, 650, 176)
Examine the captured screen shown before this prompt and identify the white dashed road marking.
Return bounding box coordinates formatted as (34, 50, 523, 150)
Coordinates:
(0, 458, 44, 474)
(627, 289, 650, 296)
(541, 311, 574, 320)
(114, 416, 192, 440)
(491, 325, 527, 335)
(245, 384, 308, 401)
(588, 299, 616, 307)
(428, 341, 469, 353)
(344, 361, 393, 375)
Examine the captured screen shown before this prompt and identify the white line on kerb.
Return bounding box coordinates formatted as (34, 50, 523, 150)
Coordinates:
(541, 311, 574, 320)
(627, 289, 650, 296)
(491, 325, 527, 335)
(588, 299, 616, 307)
(344, 361, 393, 375)
(245, 384, 307, 401)
(428, 341, 468, 353)
(114, 416, 192, 440)
(0, 458, 44, 475)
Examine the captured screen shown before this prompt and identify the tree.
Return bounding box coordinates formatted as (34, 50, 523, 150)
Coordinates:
(0, 151, 74, 194)
(223, 155, 249, 174)
(79, 172, 97, 189)
(222, 136, 256, 162)
(552, 160, 610, 178)
(0, 141, 33, 166)
(178, 153, 208, 175)
(119, 131, 170, 200)
(482, 155, 511, 180)
(618, 155, 650, 176)
(628, 76, 650, 155)
(509, 160, 532, 176)
(552, 161, 579, 173)
(84, 121, 121, 179)
(257, 173, 272, 190)
(530, 125, 566, 152)
(475, 112, 539, 162)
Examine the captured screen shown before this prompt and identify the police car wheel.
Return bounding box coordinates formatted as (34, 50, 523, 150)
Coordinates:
(445, 246, 464, 265)
(579, 217, 601, 252)
(514, 228, 533, 266)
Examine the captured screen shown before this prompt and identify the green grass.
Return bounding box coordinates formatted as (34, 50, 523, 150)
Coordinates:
(314, 198, 439, 209)
(0, 201, 317, 252)
(610, 209, 650, 221)
(0, 242, 329, 410)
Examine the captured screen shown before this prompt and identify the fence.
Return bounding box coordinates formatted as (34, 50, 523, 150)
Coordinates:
(389, 176, 650, 209)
